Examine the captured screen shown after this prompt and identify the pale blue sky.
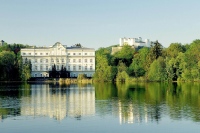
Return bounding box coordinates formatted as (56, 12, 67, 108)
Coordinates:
(1, 0, 200, 49)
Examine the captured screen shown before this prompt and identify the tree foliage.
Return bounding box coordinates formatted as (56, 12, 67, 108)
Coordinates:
(94, 39, 200, 82)
(21, 58, 32, 81)
(93, 47, 113, 82)
(111, 45, 135, 66)
(0, 42, 31, 81)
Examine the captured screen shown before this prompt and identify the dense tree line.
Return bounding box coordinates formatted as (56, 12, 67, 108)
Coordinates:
(93, 39, 200, 82)
(0, 42, 31, 81)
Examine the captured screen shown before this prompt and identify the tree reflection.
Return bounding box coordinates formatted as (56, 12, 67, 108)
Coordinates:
(95, 82, 200, 124)
(1, 82, 200, 123)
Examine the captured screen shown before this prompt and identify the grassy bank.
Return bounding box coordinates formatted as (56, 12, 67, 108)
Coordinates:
(59, 78, 93, 84)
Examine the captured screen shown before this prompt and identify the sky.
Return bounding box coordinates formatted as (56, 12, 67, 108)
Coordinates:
(1, 0, 200, 49)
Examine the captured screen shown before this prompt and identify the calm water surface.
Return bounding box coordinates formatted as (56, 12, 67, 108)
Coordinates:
(0, 82, 200, 133)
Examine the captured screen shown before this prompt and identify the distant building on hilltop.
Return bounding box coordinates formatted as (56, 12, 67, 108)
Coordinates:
(119, 37, 151, 47)
(21, 42, 95, 78)
(0, 40, 4, 46)
(112, 37, 152, 54)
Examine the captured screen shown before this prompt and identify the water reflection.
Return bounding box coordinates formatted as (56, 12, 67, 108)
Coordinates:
(0, 83, 95, 121)
(94, 82, 200, 124)
(1, 82, 200, 124)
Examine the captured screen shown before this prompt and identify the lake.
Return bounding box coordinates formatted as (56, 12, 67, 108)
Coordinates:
(0, 82, 200, 133)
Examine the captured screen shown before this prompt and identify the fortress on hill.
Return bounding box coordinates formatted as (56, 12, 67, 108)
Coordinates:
(112, 37, 151, 54)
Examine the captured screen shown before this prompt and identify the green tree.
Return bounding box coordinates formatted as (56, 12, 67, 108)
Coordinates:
(129, 47, 149, 77)
(148, 57, 166, 81)
(146, 40, 163, 72)
(111, 45, 135, 67)
(93, 48, 113, 81)
(77, 74, 87, 80)
(21, 58, 32, 81)
(165, 43, 185, 58)
(116, 71, 129, 82)
(0, 51, 15, 80)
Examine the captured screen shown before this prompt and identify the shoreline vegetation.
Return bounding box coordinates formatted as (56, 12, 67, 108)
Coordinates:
(93, 40, 200, 83)
(0, 39, 200, 83)
(1, 77, 200, 84)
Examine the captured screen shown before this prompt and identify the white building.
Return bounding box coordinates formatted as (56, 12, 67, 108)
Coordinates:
(119, 37, 151, 47)
(0, 40, 4, 46)
(21, 42, 95, 78)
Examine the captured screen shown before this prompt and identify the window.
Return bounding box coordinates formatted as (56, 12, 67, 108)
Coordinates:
(85, 65, 87, 70)
(40, 59, 42, 63)
(57, 65, 59, 70)
(90, 66, 92, 70)
(57, 59, 59, 63)
(79, 59, 81, 63)
(79, 65, 81, 70)
(90, 59, 92, 63)
(73, 59, 76, 63)
(46, 53, 48, 55)
(40, 53, 43, 55)
(79, 53, 81, 55)
(85, 53, 87, 55)
(73, 53, 76, 55)
(35, 59, 37, 63)
(68, 59, 70, 63)
(35, 74, 37, 77)
(62, 59, 64, 63)
(51, 59, 54, 63)
(35, 66, 37, 70)
(68, 53, 70, 55)
(23, 53, 26, 55)
(85, 59, 87, 63)
(41, 74, 43, 77)
(40, 65, 43, 70)
(46, 65, 48, 71)
(68, 66, 70, 70)
(73, 65, 76, 70)
(35, 53, 37, 55)
(29, 59, 31, 62)
(46, 59, 48, 63)
(29, 53, 31, 55)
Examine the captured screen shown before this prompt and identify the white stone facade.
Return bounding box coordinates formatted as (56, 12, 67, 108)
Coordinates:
(119, 37, 151, 47)
(21, 42, 95, 78)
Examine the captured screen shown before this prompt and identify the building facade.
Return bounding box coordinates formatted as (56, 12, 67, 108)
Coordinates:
(21, 42, 95, 78)
(0, 40, 4, 46)
(112, 37, 151, 54)
(119, 37, 151, 47)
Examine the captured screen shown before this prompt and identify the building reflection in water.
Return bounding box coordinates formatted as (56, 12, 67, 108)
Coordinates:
(117, 101, 149, 124)
(20, 84, 95, 120)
